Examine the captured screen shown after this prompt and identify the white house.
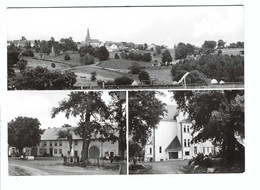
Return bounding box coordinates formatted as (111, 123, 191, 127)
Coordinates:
(144, 105, 215, 162)
(37, 126, 119, 160)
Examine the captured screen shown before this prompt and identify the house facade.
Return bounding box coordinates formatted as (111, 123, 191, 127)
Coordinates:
(36, 127, 119, 160)
(144, 105, 215, 162)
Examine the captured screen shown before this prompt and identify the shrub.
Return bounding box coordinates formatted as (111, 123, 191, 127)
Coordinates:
(114, 76, 134, 86)
(80, 54, 94, 65)
(17, 59, 28, 72)
(64, 54, 71, 60)
(129, 65, 142, 74)
(51, 63, 56, 68)
(115, 53, 120, 59)
(21, 49, 34, 57)
(138, 71, 150, 84)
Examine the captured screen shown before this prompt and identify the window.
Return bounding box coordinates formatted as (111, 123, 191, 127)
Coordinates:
(187, 126, 190, 133)
(184, 139, 187, 147)
(54, 141, 57, 146)
(75, 140, 78, 145)
(185, 151, 190, 156)
(194, 146, 197, 154)
(59, 149, 62, 154)
(211, 147, 214, 154)
(44, 141, 47, 146)
(203, 147, 205, 154)
(50, 141, 52, 146)
(159, 146, 162, 153)
(188, 139, 190, 147)
(150, 148, 152, 154)
(183, 125, 186, 133)
(207, 147, 209, 153)
(39, 149, 42, 154)
(54, 149, 57, 154)
(59, 141, 62, 146)
(74, 150, 78, 157)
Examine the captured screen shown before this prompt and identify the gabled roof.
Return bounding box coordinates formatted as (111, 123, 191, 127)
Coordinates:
(165, 136, 182, 151)
(41, 127, 81, 141)
(162, 105, 179, 121)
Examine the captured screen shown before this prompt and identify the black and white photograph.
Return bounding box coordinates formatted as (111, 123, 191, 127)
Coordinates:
(6, 6, 244, 90)
(7, 91, 127, 175)
(128, 90, 244, 174)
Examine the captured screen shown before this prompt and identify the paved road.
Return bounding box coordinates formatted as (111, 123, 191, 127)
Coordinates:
(137, 160, 190, 174)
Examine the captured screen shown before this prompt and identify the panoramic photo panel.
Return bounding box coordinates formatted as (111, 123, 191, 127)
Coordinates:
(128, 90, 244, 174)
(7, 6, 243, 90)
(7, 91, 127, 175)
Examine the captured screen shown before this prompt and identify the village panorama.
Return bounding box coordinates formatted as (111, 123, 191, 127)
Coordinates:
(7, 29, 244, 90)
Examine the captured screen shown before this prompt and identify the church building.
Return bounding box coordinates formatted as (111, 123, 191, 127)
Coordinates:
(144, 105, 215, 162)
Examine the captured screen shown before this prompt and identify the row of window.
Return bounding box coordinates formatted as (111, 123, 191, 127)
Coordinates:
(183, 125, 190, 133)
(39, 149, 63, 154)
(203, 147, 214, 154)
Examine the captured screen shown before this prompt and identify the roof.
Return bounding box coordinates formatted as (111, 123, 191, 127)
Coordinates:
(162, 105, 179, 121)
(180, 119, 191, 123)
(41, 125, 118, 141)
(165, 136, 182, 151)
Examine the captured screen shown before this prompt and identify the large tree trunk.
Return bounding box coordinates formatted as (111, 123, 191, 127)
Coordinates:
(81, 92, 93, 162)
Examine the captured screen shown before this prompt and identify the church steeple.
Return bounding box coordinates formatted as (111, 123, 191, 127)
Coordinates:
(85, 28, 91, 45)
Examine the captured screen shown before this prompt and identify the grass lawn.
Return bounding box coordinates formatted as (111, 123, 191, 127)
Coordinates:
(145, 67, 173, 85)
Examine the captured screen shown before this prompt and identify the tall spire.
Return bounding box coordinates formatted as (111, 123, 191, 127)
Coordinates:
(87, 28, 90, 39)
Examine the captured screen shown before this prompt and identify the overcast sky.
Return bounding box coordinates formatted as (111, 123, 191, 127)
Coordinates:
(7, 6, 244, 47)
(7, 91, 112, 129)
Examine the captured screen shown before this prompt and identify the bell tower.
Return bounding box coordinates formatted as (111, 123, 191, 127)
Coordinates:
(85, 28, 91, 45)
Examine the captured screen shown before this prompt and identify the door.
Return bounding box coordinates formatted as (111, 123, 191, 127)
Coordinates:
(169, 152, 178, 159)
(89, 146, 100, 159)
(49, 148, 53, 156)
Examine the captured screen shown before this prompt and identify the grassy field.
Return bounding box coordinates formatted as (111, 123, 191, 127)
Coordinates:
(144, 67, 173, 85)
(98, 58, 154, 70)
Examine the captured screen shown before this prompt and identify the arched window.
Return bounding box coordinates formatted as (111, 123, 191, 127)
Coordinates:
(159, 146, 162, 153)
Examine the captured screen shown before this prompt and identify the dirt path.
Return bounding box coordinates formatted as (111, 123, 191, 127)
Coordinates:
(135, 160, 189, 174)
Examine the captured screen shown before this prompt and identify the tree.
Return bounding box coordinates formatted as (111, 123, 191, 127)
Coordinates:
(114, 76, 134, 86)
(172, 90, 244, 167)
(129, 91, 167, 146)
(115, 53, 120, 59)
(217, 39, 226, 49)
(138, 71, 150, 84)
(80, 54, 95, 65)
(17, 59, 28, 72)
(202, 40, 217, 54)
(95, 46, 109, 61)
(90, 71, 97, 82)
(8, 117, 43, 154)
(64, 54, 71, 60)
(175, 42, 187, 60)
(40, 40, 52, 57)
(162, 49, 172, 63)
(129, 140, 143, 158)
(60, 37, 78, 52)
(7, 44, 20, 77)
(57, 125, 73, 155)
(142, 53, 152, 62)
(51, 92, 118, 162)
(9, 66, 76, 90)
(109, 91, 126, 160)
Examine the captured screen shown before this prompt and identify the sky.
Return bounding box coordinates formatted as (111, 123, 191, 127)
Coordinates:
(6, 6, 244, 47)
(7, 91, 112, 129)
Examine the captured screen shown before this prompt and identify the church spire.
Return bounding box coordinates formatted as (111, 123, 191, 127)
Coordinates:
(87, 28, 90, 39)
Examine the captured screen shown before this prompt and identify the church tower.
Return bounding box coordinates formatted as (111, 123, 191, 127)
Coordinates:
(85, 28, 91, 45)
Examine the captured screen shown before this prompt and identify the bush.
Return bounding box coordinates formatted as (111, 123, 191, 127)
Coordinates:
(129, 65, 142, 74)
(64, 54, 71, 60)
(115, 53, 120, 59)
(114, 76, 134, 86)
(17, 59, 28, 71)
(51, 63, 56, 68)
(138, 71, 150, 84)
(21, 49, 34, 57)
(80, 54, 94, 65)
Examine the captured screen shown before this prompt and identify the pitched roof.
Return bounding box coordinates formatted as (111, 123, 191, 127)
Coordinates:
(162, 105, 179, 121)
(165, 136, 182, 151)
(41, 127, 81, 141)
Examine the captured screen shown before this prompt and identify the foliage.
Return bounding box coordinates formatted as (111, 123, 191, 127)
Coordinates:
(21, 49, 34, 57)
(120, 51, 152, 62)
(60, 37, 78, 52)
(172, 90, 244, 167)
(57, 126, 73, 154)
(175, 42, 195, 60)
(171, 54, 244, 82)
(114, 76, 134, 86)
(17, 59, 28, 72)
(217, 39, 226, 49)
(51, 63, 56, 68)
(129, 65, 142, 74)
(202, 40, 217, 54)
(95, 46, 109, 61)
(138, 71, 150, 84)
(115, 53, 120, 59)
(64, 54, 71, 60)
(51, 92, 118, 161)
(80, 54, 95, 65)
(129, 91, 167, 146)
(8, 117, 43, 153)
(40, 40, 52, 56)
(162, 49, 173, 63)
(7, 44, 20, 77)
(90, 71, 97, 81)
(129, 140, 143, 158)
(9, 66, 76, 90)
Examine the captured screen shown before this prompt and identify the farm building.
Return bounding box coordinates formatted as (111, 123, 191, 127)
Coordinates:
(144, 105, 216, 162)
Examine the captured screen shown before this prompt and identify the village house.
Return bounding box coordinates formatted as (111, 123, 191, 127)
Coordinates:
(144, 105, 215, 162)
(36, 126, 119, 160)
